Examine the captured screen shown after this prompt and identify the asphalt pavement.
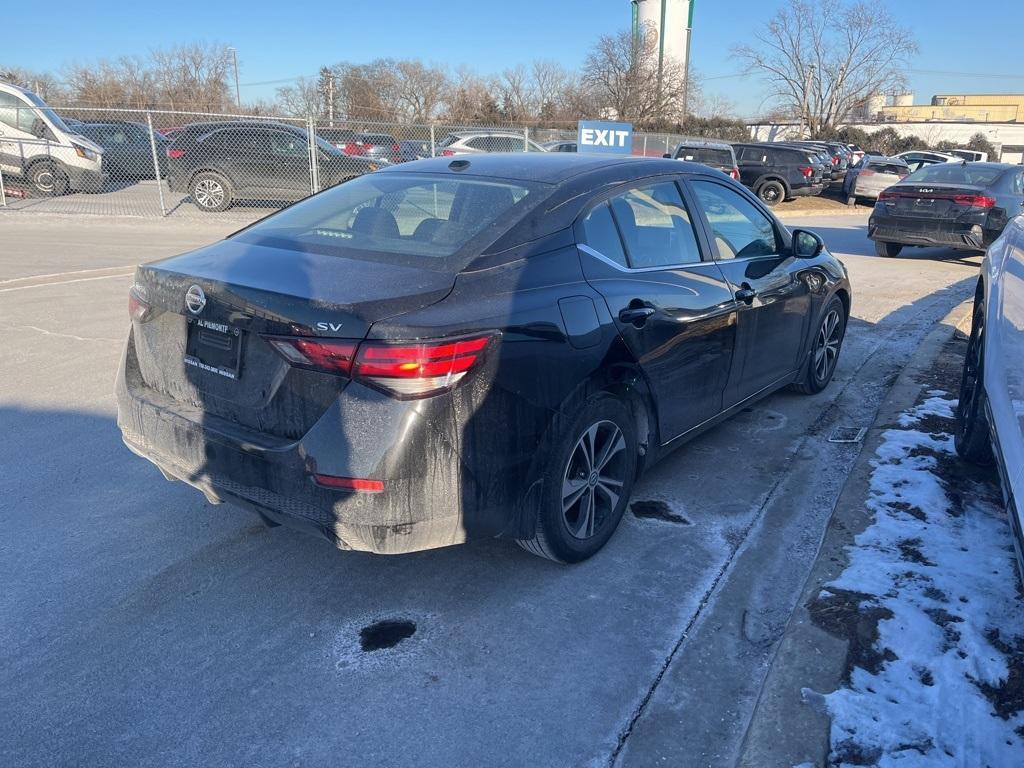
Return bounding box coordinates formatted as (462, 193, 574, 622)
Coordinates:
(0, 210, 983, 767)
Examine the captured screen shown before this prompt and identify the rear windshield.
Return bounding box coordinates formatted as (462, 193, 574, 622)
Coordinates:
(232, 172, 549, 268)
(319, 128, 356, 142)
(359, 134, 397, 145)
(903, 164, 1005, 187)
(676, 147, 733, 166)
(866, 161, 909, 175)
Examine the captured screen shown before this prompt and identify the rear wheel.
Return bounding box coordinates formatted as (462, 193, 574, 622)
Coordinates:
(875, 241, 903, 258)
(955, 300, 993, 464)
(190, 171, 233, 212)
(28, 161, 69, 196)
(518, 393, 638, 563)
(792, 296, 846, 395)
(757, 180, 785, 207)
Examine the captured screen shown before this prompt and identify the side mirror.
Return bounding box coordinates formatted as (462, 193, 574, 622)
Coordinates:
(662, 153, 672, 159)
(792, 228, 824, 259)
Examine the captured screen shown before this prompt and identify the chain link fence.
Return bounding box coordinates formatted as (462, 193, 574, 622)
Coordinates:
(0, 104, 701, 221)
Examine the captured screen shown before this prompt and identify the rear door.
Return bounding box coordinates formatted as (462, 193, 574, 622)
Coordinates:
(576, 178, 737, 440)
(686, 177, 811, 404)
(736, 146, 767, 187)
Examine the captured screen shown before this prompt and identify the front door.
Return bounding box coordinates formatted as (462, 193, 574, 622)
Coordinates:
(576, 179, 738, 441)
(685, 177, 811, 406)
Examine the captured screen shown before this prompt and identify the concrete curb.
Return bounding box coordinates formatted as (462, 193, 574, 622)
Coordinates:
(735, 297, 975, 768)
(776, 205, 871, 219)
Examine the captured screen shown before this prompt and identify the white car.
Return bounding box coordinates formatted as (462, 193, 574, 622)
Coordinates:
(893, 150, 960, 174)
(956, 213, 1024, 574)
(435, 130, 547, 156)
(0, 81, 106, 195)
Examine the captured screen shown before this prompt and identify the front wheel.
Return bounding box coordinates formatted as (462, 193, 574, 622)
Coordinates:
(28, 161, 69, 196)
(792, 296, 846, 395)
(875, 241, 903, 258)
(955, 301, 993, 464)
(518, 393, 638, 563)
(757, 180, 785, 207)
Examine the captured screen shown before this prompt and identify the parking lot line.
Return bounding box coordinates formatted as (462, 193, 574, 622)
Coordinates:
(0, 269, 136, 293)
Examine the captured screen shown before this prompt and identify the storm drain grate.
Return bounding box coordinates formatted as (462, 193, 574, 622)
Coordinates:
(828, 426, 868, 444)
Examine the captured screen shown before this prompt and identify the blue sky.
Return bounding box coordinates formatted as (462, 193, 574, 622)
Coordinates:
(7, 0, 1024, 116)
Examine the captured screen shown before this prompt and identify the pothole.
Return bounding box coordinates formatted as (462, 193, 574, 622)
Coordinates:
(359, 619, 417, 652)
(631, 500, 691, 525)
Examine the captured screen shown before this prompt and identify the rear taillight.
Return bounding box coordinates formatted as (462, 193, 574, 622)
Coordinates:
(440, 149, 456, 157)
(730, 167, 740, 180)
(953, 194, 996, 208)
(798, 166, 813, 178)
(391, 143, 401, 153)
(859, 169, 876, 177)
(832, 155, 840, 165)
(166, 148, 184, 160)
(343, 143, 367, 155)
(312, 474, 385, 493)
(266, 337, 357, 374)
(128, 285, 152, 322)
(878, 190, 897, 201)
(266, 333, 495, 399)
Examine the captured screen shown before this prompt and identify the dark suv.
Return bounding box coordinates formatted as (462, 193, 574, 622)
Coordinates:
(732, 143, 826, 205)
(166, 121, 379, 212)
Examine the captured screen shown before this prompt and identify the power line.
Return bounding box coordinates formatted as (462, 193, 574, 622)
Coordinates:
(908, 68, 1024, 80)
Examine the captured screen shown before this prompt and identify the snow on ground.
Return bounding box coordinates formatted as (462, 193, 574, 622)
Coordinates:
(808, 393, 1024, 767)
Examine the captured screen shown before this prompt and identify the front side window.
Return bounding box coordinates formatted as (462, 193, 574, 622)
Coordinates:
(270, 131, 307, 157)
(690, 180, 782, 260)
(607, 181, 702, 268)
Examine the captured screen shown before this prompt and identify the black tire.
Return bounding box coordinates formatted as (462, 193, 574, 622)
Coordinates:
(757, 180, 785, 207)
(28, 161, 69, 196)
(190, 171, 233, 212)
(517, 393, 638, 563)
(955, 300, 994, 464)
(792, 296, 846, 395)
(875, 241, 903, 258)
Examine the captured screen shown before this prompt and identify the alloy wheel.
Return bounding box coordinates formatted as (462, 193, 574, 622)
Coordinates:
(194, 179, 225, 208)
(958, 314, 984, 427)
(814, 309, 842, 381)
(561, 420, 627, 540)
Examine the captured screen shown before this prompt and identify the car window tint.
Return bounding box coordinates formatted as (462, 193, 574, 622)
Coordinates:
(1014, 172, 1024, 196)
(580, 203, 628, 267)
(738, 147, 766, 163)
(690, 180, 781, 260)
(905, 163, 1003, 186)
(270, 131, 306, 157)
(608, 182, 702, 268)
(466, 136, 489, 150)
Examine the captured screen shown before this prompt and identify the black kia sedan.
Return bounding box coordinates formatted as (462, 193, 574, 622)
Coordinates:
(869, 162, 1024, 257)
(116, 154, 852, 562)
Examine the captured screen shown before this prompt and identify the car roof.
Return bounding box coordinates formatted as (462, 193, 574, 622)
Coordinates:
(863, 154, 908, 164)
(674, 139, 732, 149)
(377, 153, 701, 184)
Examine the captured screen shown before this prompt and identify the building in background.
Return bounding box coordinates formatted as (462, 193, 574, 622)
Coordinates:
(864, 92, 1024, 123)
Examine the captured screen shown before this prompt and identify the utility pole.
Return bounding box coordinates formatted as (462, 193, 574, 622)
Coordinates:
(682, 0, 696, 118)
(800, 63, 816, 138)
(328, 73, 335, 127)
(228, 47, 241, 109)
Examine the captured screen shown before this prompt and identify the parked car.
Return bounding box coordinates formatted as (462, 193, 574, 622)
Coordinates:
(664, 139, 739, 180)
(868, 162, 1024, 256)
(846, 144, 866, 166)
(74, 121, 168, 180)
(351, 132, 401, 164)
(842, 154, 910, 204)
(893, 150, 959, 174)
(785, 141, 849, 180)
(543, 140, 578, 153)
(165, 121, 380, 212)
(948, 148, 990, 163)
(161, 126, 186, 141)
(732, 142, 826, 205)
(317, 127, 360, 153)
(955, 212, 1024, 576)
(398, 139, 432, 161)
(0, 81, 106, 195)
(436, 130, 547, 155)
(116, 154, 850, 562)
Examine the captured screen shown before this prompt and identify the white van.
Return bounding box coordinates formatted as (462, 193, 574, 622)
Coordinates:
(0, 82, 105, 195)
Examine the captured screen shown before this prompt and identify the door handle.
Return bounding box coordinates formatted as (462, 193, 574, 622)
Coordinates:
(619, 306, 656, 325)
(735, 287, 757, 304)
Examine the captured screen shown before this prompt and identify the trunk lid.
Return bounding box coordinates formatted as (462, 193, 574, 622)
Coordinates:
(881, 183, 992, 219)
(129, 239, 455, 440)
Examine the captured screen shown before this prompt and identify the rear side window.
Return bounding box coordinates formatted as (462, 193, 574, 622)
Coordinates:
(690, 180, 781, 260)
(676, 147, 734, 166)
(607, 182, 702, 268)
(580, 203, 628, 267)
(738, 147, 767, 163)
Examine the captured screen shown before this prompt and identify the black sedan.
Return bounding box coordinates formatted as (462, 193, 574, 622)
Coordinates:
(74, 121, 168, 180)
(116, 154, 852, 562)
(869, 162, 1024, 257)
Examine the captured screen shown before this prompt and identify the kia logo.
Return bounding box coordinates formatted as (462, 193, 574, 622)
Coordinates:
(185, 284, 206, 315)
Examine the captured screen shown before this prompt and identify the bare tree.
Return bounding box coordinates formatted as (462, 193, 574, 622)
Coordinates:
(276, 76, 324, 119)
(582, 25, 687, 125)
(391, 60, 448, 122)
(734, 0, 917, 133)
(0, 66, 67, 103)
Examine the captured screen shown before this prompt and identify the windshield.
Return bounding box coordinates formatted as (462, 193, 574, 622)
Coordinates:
(21, 88, 73, 135)
(676, 147, 733, 166)
(903, 163, 1005, 187)
(233, 172, 549, 268)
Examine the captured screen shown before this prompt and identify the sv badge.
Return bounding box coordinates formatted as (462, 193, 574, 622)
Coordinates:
(316, 322, 344, 332)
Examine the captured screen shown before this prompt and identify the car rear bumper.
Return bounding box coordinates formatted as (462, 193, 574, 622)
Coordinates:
(868, 212, 994, 251)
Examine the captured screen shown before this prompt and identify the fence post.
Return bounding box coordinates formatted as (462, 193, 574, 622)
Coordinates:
(524, 126, 529, 152)
(643, 135, 648, 157)
(307, 116, 320, 194)
(430, 123, 436, 158)
(0, 164, 6, 207)
(146, 112, 167, 217)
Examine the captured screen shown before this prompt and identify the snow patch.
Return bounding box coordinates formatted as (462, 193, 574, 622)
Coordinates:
(811, 392, 1024, 766)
